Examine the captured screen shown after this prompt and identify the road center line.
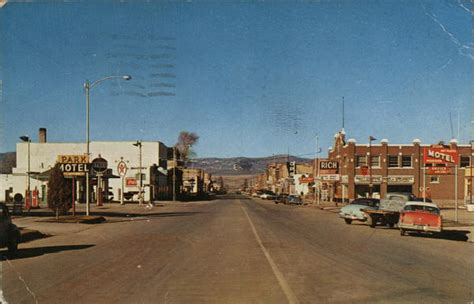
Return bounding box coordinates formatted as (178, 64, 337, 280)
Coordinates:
(240, 203, 299, 304)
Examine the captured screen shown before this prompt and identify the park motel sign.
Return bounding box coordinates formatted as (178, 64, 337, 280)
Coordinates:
(57, 154, 90, 176)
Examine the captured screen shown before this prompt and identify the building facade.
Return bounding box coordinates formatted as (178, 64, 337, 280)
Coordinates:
(328, 130, 473, 204)
(1, 129, 170, 204)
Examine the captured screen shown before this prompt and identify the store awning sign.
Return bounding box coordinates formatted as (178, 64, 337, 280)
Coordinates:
(427, 167, 450, 175)
(423, 148, 458, 165)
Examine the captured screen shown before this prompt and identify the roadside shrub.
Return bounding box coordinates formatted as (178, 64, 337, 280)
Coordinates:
(47, 164, 72, 218)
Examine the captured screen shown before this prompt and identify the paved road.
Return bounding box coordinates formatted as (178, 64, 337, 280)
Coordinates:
(2, 196, 473, 303)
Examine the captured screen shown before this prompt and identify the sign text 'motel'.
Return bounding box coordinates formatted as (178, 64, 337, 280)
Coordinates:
(423, 148, 458, 165)
(59, 163, 90, 175)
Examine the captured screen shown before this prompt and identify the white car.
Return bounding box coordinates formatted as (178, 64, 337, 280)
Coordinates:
(260, 193, 276, 200)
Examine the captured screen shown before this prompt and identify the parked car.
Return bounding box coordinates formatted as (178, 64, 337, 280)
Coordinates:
(274, 194, 288, 204)
(260, 191, 276, 200)
(0, 203, 20, 253)
(339, 198, 380, 224)
(286, 195, 303, 205)
(399, 202, 442, 236)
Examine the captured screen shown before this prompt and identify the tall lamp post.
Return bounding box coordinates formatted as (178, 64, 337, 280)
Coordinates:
(19, 135, 31, 210)
(314, 135, 321, 206)
(84, 75, 131, 216)
(470, 140, 474, 205)
(368, 136, 376, 198)
(133, 140, 144, 206)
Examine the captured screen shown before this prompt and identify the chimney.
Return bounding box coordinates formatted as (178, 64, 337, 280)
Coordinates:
(39, 128, 47, 143)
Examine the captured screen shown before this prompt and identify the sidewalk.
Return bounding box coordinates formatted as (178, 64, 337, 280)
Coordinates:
(11, 201, 184, 241)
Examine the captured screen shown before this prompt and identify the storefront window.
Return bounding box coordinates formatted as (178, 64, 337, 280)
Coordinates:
(401, 155, 412, 167)
(371, 156, 380, 167)
(356, 155, 367, 167)
(388, 155, 399, 167)
(460, 156, 470, 168)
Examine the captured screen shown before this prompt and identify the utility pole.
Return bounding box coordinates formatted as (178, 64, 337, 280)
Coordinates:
(133, 140, 144, 206)
(469, 140, 474, 204)
(173, 146, 176, 202)
(369, 136, 376, 198)
(19, 136, 31, 211)
(316, 135, 320, 207)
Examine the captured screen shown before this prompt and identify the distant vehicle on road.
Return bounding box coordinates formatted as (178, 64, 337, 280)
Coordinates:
(274, 194, 288, 204)
(399, 202, 442, 236)
(339, 198, 380, 224)
(0, 203, 20, 253)
(260, 191, 276, 200)
(286, 195, 303, 205)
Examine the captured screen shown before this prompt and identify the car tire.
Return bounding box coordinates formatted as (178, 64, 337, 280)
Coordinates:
(7, 236, 18, 253)
(388, 223, 395, 228)
(400, 229, 406, 236)
(344, 219, 352, 225)
(367, 216, 375, 228)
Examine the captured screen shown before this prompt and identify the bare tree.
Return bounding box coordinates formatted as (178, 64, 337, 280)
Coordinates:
(175, 131, 199, 163)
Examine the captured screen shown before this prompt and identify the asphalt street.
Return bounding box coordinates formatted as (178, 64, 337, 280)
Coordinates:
(2, 195, 473, 303)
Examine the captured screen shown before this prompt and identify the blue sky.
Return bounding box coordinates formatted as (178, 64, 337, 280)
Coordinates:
(1, 1, 472, 158)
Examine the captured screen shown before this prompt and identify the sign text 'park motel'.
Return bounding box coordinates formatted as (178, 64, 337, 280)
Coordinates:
(57, 154, 90, 176)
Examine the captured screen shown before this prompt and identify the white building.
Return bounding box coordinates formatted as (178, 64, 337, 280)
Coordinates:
(294, 174, 312, 196)
(1, 131, 170, 204)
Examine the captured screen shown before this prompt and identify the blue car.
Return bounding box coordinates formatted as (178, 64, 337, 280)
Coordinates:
(339, 198, 380, 224)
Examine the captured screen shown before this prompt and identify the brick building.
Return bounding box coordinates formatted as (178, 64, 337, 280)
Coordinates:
(328, 130, 473, 204)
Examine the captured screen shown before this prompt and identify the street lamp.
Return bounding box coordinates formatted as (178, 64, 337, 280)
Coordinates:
(133, 140, 144, 206)
(19, 135, 31, 211)
(368, 136, 376, 198)
(84, 75, 131, 216)
(470, 140, 474, 205)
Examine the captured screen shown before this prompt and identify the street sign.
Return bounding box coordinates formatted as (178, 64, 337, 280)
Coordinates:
(319, 161, 338, 170)
(126, 177, 137, 187)
(91, 157, 108, 174)
(299, 177, 314, 183)
(117, 161, 128, 177)
(288, 161, 296, 177)
(423, 148, 458, 165)
(320, 174, 340, 181)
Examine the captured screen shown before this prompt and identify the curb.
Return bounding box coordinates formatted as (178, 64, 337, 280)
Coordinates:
(19, 228, 49, 243)
(38, 216, 106, 224)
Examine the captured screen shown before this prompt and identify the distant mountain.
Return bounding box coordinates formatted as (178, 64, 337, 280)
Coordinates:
(0, 152, 16, 174)
(190, 155, 312, 176)
(0, 151, 310, 176)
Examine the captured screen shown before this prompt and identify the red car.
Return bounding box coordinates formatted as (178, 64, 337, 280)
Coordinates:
(399, 202, 442, 236)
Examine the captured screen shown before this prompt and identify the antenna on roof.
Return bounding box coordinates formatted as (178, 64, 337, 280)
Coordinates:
(342, 96, 345, 130)
(449, 112, 454, 139)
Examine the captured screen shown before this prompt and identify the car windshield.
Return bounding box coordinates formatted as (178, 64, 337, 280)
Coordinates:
(404, 205, 440, 214)
(351, 199, 378, 207)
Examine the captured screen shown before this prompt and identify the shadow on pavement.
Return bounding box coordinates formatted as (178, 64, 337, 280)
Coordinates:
(406, 230, 471, 242)
(216, 195, 250, 200)
(1, 244, 95, 260)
